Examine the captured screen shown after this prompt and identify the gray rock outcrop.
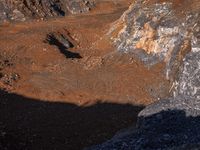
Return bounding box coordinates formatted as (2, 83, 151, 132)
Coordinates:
(87, 0, 200, 149)
(109, 0, 199, 80)
(87, 51, 200, 149)
(87, 96, 200, 150)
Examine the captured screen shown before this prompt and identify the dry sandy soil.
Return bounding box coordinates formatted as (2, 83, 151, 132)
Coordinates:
(0, 0, 172, 149)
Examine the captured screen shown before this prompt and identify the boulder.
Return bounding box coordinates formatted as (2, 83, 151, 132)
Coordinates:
(87, 96, 200, 150)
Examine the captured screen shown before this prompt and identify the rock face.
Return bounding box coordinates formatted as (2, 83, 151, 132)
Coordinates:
(87, 97, 200, 150)
(0, 2, 8, 21)
(87, 0, 200, 149)
(0, 0, 94, 22)
(175, 48, 200, 100)
(87, 57, 200, 150)
(67, 0, 94, 14)
(109, 0, 199, 80)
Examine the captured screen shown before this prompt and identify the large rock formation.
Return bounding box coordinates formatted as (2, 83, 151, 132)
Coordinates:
(0, 0, 94, 22)
(109, 0, 199, 80)
(87, 49, 200, 149)
(87, 97, 200, 150)
(87, 0, 200, 149)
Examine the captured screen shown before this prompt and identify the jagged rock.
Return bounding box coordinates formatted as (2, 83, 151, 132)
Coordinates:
(87, 1, 200, 149)
(87, 96, 200, 150)
(0, 0, 94, 22)
(109, 0, 199, 80)
(174, 50, 200, 100)
(88, 47, 200, 150)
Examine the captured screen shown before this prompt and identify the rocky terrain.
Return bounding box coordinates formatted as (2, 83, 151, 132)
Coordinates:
(109, 0, 199, 80)
(0, 0, 199, 150)
(0, 0, 94, 22)
(87, 0, 200, 149)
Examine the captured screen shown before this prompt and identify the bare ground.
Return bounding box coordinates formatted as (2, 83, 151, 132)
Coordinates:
(0, 1, 171, 149)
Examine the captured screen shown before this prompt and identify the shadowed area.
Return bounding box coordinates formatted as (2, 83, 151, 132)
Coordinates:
(51, 3, 66, 16)
(137, 109, 200, 149)
(0, 90, 143, 150)
(88, 108, 200, 150)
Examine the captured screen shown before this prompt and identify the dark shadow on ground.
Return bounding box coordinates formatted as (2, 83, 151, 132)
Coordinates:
(45, 33, 82, 59)
(0, 90, 143, 150)
(88, 106, 200, 150)
(136, 109, 200, 149)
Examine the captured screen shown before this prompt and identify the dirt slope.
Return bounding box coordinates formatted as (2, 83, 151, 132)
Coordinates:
(0, 1, 170, 106)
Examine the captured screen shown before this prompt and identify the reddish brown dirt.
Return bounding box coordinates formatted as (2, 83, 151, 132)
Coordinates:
(0, 1, 170, 105)
(0, 1, 171, 149)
